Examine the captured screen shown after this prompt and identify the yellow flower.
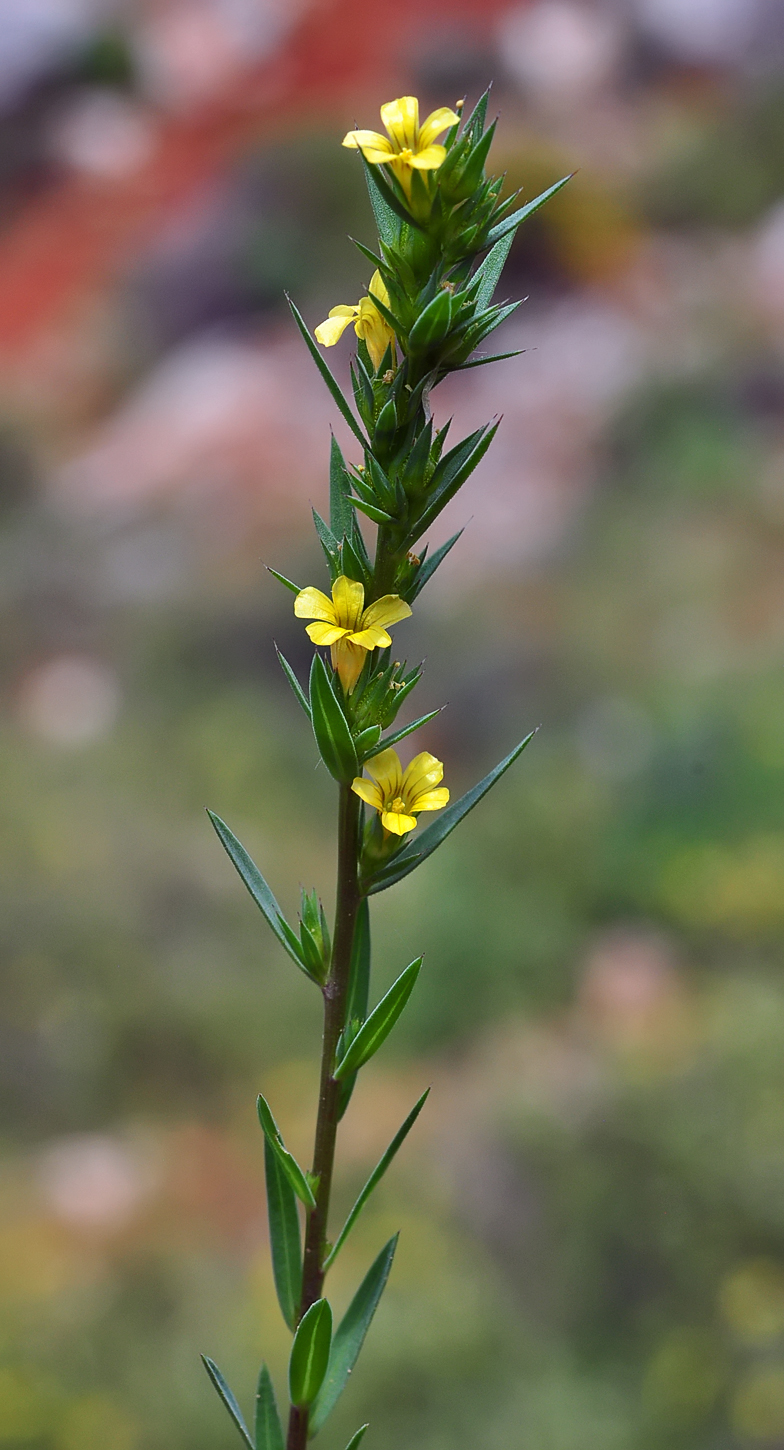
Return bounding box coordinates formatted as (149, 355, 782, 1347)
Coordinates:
(295, 575, 412, 694)
(343, 96, 460, 195)
(314, 270, 396, 372)
(352, 748, 449, 836)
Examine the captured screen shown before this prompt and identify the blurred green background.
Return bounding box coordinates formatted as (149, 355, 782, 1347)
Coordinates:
(2, 1, 784, 1447)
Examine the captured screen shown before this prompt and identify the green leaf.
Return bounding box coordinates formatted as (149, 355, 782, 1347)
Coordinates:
(338, 898, 372, 1120)
(324, 1090, 430, 1269)
(312, 508, 341, 579)
(330, 435, 354, 540)
(455, 349, 525, 371)
(361, 157, 425, 236)
(207, 812, 311, 976)
(346, 897, 371, 1027)
(350, 235, 386, 271)
(257, 1093, 317, 1210)
(289, 1299, 332, 1407)
(275, 648, 311, 721)
(367, 730, 537, 894)
(406, 532, 463, 601)
(264, 1137, 302, 1330)
(354, 725, 382, 755)
(309, 1237, 398, 1434)
(350, 497, 394, 526)
(462, 86, 491, 143)
(344, 1428, 369, 1450)
(408, 289, 453, 351)
(333, 958, 422, 1080)
(287, 295, 369, 451)
(309, 654, 359, 783)
(255, 1365, 284, 1450)
(485, 174, 573, 248)
(364, 709, 442, 758)
(201, 1357, 254, 1450)
(472, 230, 516, 310)
(266, 566, 300, 594)
(362, 156, 399, 245)
(410, 421, 499, 541)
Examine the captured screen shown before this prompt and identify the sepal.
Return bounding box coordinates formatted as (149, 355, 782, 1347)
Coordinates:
(309, 654, 359, 782)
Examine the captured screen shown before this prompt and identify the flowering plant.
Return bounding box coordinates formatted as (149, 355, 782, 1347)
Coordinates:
(203, 92, 569, 1450)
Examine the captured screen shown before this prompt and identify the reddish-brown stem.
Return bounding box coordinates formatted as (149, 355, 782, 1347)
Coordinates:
(285, 784, 361, 1450)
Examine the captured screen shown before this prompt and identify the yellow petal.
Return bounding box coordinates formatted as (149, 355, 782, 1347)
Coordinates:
(306, 621, 349, 647)
(408, 144, 447, 171)
(349, 624, 391, 650)
(331, 575, 365, 630)
(365, 748, 403, 801)
(332, 638, 366, 694)
(351, 777, 384, 810)
(294, 586, 336, 622)
(342, 130, 395, 162)
(381, 809, 417, 835)
(410, 787, 450, 813)
(360, 594, 412, 629)
(314, 305, 358, 347)
(368, 270, 390, 307)
(355, 301, 395, 371)
(380, 96, 419, 151)
(402, 751, 444, 799)
(418, 107, 460, 150)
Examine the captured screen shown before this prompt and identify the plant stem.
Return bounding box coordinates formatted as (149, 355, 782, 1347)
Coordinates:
(286, 784, 362, 1450)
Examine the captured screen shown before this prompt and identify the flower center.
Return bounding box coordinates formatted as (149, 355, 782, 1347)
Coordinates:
(388, 796, 408, 814)
(397, 147, 414, 162)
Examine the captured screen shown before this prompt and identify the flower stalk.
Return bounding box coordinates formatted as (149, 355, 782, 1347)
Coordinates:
(203, 90, 570, 1450)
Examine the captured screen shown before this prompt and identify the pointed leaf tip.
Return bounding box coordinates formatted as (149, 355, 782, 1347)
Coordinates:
(201, 1357, 254, 1450)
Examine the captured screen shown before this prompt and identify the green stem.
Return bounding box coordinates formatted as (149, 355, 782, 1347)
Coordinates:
(286, 785, 362, 1450)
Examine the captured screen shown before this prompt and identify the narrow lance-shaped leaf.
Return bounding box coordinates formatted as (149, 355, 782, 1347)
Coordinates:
(455, 349, 525, 372)
(267, 566, 300, 594)
(485, 174, 573, 248)
(201, 1358, 254, 1450)
(255, 1365, 284, 1450)
(367, 730, 537, 894)
(338, 898, 372, 1121)
(275, 647, 311, 721)
(333, 957, 422, 1081)
(287, 295, 369, 451)
(346, 896, 371, 1026)
(330, 434, 354, 540)
(362, 156, 399, 245)
(472, 229, 516, 310)
(409, 422, 500, 542)
(264, 1137, 302, 1331)
(406, 531, 463, 602)
(257, 1092, 317, 1210)
(364, 708, 443, 759)
(324, 1089, 430, 1269)
(207, 812, 312, 977)
(313, 508, 341, 579)
(350, 496, 394, 527)
(309, 654, 359, 783)
(289, 1298, 332, 1407)
(309, 1237, 398, 1434)
(344, 1428, 370, 1450)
